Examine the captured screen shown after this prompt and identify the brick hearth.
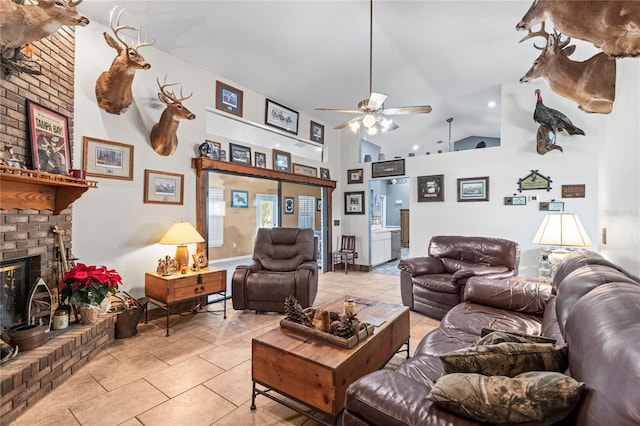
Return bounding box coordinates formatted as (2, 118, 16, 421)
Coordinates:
(0, 315, 115, 423)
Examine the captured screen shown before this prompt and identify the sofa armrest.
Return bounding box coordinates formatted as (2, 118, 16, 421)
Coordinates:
(450, 265, 511, 285)
(463, 277, 552, 315)
(345, 370, 478, 426)
(398, 256, 445, 276)
(297, 261, 318, 272)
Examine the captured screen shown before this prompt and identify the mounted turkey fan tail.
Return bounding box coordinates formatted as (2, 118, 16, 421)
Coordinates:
(536, 125, 563, 155)
(315, 0, 431, 135)
(533, 90, 585, 137)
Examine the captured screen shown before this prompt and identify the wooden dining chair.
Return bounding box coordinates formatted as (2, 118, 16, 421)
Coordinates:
(333, 235, 357, 274)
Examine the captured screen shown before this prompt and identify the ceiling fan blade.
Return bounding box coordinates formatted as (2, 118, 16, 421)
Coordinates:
(367, 92, 387, 110)
(383, 105, 432, 115)
(334, 116, 362, 130)
(315, 108, 362, 114)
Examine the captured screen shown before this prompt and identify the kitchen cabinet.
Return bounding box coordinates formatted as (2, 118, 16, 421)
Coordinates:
(400, 209, 409, 247)
(371, 230, 392, 266)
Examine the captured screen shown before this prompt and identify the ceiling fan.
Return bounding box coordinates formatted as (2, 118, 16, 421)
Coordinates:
(316, 0, 432, 136)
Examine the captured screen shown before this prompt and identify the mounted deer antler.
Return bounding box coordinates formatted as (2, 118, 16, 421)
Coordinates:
(519, 25, 616, 114)
(149, 76, 196, 156)
(0, 0, 89, 56)
(516, 0, 640, 57)
(95, 6, 154, 115)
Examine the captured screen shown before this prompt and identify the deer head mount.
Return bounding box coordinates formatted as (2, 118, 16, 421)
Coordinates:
(519, 24, 616, 114)
(516, 0, 640, 57)
(149, 76, 196, 156)
(95, 6, 153, 115)
(0, 0, 89, 56)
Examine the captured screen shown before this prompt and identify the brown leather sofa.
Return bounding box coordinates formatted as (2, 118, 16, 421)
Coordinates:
(232, 227, 318, 312)
(344, 250, 640, 425)
(398, 235, 520, 320)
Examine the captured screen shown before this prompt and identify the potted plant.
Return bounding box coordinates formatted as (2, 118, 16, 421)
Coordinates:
(58, 263, 122, 324)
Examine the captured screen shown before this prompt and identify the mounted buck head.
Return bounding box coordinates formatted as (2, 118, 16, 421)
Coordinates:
(94, 6, 154, 115)
(519, 23, 616, 114)
(0, 0, 89, 55)
(149, 76, 196, 156)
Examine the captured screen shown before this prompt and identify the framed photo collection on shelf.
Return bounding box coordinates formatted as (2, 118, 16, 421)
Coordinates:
(229, 143, 252, 165)
(83, 136, 133, 180)
(293, 163, 317, 177)
(144, 169, 184, 205)
(26, 99, 71, 175)
(273, 149, 292, 172)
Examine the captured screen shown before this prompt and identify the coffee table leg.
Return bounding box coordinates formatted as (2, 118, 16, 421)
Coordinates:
(250, 381, 257, 410)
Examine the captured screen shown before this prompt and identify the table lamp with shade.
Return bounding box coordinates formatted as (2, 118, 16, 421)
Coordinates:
(532, 213, 592, 276)
(159, 221, 205, 268)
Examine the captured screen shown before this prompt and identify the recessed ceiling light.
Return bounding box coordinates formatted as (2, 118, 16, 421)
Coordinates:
(412, 145, 418, 151)
(487, 101, 496, 108)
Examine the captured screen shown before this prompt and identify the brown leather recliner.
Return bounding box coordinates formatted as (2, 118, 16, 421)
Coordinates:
(398, 235, 520, 320)
(232, 227, 318, 312)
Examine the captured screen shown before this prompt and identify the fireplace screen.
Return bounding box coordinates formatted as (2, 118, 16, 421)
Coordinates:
(1, 259, 29, 331)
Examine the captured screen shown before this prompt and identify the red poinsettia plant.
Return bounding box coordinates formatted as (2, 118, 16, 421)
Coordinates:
(58, 263, 122, 305)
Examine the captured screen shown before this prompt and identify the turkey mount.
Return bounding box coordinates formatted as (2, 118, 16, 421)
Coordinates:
(532, 89, 585, 155)
(315, 0, 431, 136)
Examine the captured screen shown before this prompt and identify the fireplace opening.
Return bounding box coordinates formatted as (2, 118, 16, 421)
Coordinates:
(1, 256, 42, 332)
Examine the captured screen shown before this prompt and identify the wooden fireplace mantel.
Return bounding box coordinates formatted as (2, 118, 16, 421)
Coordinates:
(0, 166, 98, 214)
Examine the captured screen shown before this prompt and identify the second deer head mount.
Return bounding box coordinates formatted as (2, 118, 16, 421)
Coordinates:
(95, 6, 154, 115)
(149, 76, 196, 156)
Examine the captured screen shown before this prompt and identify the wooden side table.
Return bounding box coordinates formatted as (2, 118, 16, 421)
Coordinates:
(144, 267, 227, 336)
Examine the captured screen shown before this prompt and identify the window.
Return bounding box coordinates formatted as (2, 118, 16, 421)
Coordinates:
(208, 188, 224, 247)
(298, 195, 315, 229)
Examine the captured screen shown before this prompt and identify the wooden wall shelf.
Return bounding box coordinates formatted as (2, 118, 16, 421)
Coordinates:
(0, 166, 98, 214)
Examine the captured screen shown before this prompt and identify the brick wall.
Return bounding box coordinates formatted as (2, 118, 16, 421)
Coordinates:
(0, 28, 76, 286)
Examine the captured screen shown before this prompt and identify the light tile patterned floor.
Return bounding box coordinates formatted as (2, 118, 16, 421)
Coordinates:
(11, 271, 438, 426)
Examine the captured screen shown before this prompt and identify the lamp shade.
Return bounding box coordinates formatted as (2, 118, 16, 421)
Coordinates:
(159, 221, 204, 245)
(532, 213, 593, 247)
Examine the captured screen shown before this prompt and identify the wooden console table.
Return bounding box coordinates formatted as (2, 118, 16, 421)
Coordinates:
(144, 267, 227, 336)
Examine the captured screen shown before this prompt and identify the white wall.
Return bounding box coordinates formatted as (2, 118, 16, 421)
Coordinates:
(73, 23, 340, 297)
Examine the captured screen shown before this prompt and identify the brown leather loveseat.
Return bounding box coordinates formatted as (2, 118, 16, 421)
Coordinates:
(398, 235, 520, 319)
(232, 227, 318, 312)
(344, 250, 640, 425)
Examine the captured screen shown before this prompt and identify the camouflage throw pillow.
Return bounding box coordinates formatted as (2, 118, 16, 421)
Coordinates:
(441, 341, 568, 377)
(427, 371, 584, 425)
(480, 328, 557, 344)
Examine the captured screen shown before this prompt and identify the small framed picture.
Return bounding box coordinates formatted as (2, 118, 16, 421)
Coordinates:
(293, 163, 317, 177)
(539, 201, 564, 211)
(192, 251, 208, 268)
(255, 151, 266, 168)
(320, 167, 331, 180)
(561, 184, 585, 198)
(345, 191, 365, 215)
(83, 136, 133, 180)
(417, 174, 444, 202)
(26, 99, 71, 175)
(265, 99, 299, 134)
(144, 169, 184, 205)
(215, 81, 243, 117)
(231, 190, 249, 208)
(457, 176, 489, 202)
(310, 121, 324, 144)
(229, 143, 252, 165)
(348, 168, 364, 184)
(284, 196, 294, 214)
(219, 149, 227, 161)
(317, 199, 322, 211)
(504, 196, 527, 205)
(273, 149, 292, 172)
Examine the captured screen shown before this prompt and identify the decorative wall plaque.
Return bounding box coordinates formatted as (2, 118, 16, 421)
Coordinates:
(517, 170, 552, 192)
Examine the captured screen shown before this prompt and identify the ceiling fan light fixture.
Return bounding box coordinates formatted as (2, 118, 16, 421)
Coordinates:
(366, 126, 379, 136)
(349, 121, 361, 132)
(380, 118, 393, 129)
(362, 114, 377, 128)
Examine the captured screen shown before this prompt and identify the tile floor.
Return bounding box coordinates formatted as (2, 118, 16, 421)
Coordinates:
(10, 271, 438, 426)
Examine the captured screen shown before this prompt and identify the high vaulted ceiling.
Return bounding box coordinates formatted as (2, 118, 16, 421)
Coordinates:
(77, 0, 601, 158)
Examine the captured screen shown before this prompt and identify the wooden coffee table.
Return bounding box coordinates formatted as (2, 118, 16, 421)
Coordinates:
(251, 296, 410, 425)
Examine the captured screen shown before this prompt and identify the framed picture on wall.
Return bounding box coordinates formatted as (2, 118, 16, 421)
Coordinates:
(320, 167, 331, 179)
(265, 99, 299, 134)
(229, 143, 252, 165)
(215, 81, 243, 117)
(273, 149, 292, 172)
(144, 169, 184, 205)
(293, 163, 317, 177)
(26, 99, 71, 175)
(310, 121, 324, 144)
(348, 168, 364, 184)
(231, 190, 249, 208)
(83, 136, 134, 180)
(284, 196, 294, 214)
(255, 152, 267, 168)
(457, 176, 489, 202)
(417, 174, 444, 202)
(344, 191, 365, 215)
(372, 159, 405, 178)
